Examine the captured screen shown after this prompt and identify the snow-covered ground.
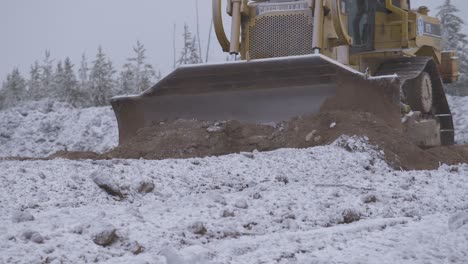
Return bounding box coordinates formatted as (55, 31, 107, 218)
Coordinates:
(1, 137, 468, 264)
(448, 95, 468, 144)
(0, 101, 117, 158)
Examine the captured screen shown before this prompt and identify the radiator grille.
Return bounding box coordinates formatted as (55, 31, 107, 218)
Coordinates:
(248, 13, 314, 59)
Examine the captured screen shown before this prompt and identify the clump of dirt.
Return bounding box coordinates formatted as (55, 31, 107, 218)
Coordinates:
(99, 111, 468, 171)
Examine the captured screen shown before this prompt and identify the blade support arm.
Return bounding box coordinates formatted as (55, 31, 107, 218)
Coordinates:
(213, 0, 230, 52)
(330, 0, 353, 46)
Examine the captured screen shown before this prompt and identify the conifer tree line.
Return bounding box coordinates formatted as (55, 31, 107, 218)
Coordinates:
(437, 0, 468, 96)
(3, 2, 466, 110)
(0, 24, 204, 110)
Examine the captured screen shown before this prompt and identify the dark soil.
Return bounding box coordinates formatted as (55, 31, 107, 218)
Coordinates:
(7, 111, 467, 171)
(100, 111, 468, 171)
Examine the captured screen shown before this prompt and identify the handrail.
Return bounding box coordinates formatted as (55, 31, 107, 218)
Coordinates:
(385, 0, 409, 48)
(213, 0, 230, 52)
(229, 0, 242, 54)
(312, 0, 324, 52)
(330, 0, 353, 46)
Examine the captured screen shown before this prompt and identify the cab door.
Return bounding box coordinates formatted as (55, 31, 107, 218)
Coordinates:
(346, 0, 376, 53)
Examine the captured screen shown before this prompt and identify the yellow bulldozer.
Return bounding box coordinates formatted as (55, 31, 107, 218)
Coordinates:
(111, 0, 459, 148)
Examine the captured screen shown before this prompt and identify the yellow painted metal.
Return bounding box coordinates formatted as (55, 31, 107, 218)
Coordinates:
(213, 0, 230, 52)
(330, 0, 352, 46)
(385, 0, 409, 48)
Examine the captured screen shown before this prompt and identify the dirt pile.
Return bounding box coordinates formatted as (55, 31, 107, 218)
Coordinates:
(101, 111, 468, 170)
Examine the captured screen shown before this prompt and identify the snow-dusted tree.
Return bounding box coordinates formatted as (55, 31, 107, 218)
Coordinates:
(177, 24, 201, 66)
(189, 36, 202, 64)
(89, 46, 115, 106)
(28, 61, 42, 100)
(1, 68, 27, 108)
(118, 41, 156, 94)
(39, 50, 54, 98)
(118, 63, 135, 95)
(437, 0, 468, 95)
(52, 60, 65, 99)
(78, 54, 91, 104)
(131, 41, 156, 92)
(0, 86, 4, 109)
(78, 54, 89, 88)
(62, 57, 85, 106)
(156, 70, 162, 81)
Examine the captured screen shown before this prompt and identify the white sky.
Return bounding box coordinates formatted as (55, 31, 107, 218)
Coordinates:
(1, 0, 467, 81)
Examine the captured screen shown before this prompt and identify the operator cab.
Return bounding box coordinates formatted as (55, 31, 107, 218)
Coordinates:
(345, 0, 376, 53)
(344, 0, 411, 54)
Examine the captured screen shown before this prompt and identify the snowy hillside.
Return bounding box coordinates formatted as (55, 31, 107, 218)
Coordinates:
(0, 101, 117, 158)
(1, 137, 467, 264)
(448, 95, 468, 144)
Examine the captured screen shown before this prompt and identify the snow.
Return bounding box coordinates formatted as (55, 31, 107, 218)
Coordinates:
(447, 95, 468, 144)
(0, 100, 117, 158)
(1, 136, 467, 263)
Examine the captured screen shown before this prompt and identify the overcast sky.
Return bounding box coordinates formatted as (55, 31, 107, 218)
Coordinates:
(1, 0, 467, 82)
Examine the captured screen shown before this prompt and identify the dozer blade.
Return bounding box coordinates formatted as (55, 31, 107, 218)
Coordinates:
(111, 54, 401, 144)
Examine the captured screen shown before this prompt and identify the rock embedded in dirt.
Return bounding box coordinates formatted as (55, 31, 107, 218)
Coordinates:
(12, 211, 35, 223)
(91, 223, 118, 246)
(305, 130, 317, 142)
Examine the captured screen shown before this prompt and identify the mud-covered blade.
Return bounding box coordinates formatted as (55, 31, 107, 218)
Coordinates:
(111, 54, 401, 144)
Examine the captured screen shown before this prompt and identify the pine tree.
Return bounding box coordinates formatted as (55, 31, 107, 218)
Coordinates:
(78, 54, 90, 105)
(118, 41, 156, 94)
(62, 57, 83, 106)
(0, 81, 6, 109)
(1, 68, 27, 108)
(118, 63, 135, 95)
(28, 61, 42, 100)
(156, 70, 162, 81)
(437, 0, 468, 95)
(53, 60, 65, 99)
(189, 36, 202, 64)
(177, 24, 201, 66)
(89, 46, 115, 106)
(39, 50, 54, 99)
(78, 54, 89, 88)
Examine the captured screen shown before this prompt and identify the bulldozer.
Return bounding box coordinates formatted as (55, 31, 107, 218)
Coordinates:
(111, 0, 459, 148)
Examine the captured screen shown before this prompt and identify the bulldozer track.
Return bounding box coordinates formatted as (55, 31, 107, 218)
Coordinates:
(376, 57, 455, 145)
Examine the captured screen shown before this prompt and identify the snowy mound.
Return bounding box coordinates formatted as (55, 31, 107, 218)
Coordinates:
(0, 100, 117, 158)
(448, 95, 468, 144)
(1, 136, 467, 263)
